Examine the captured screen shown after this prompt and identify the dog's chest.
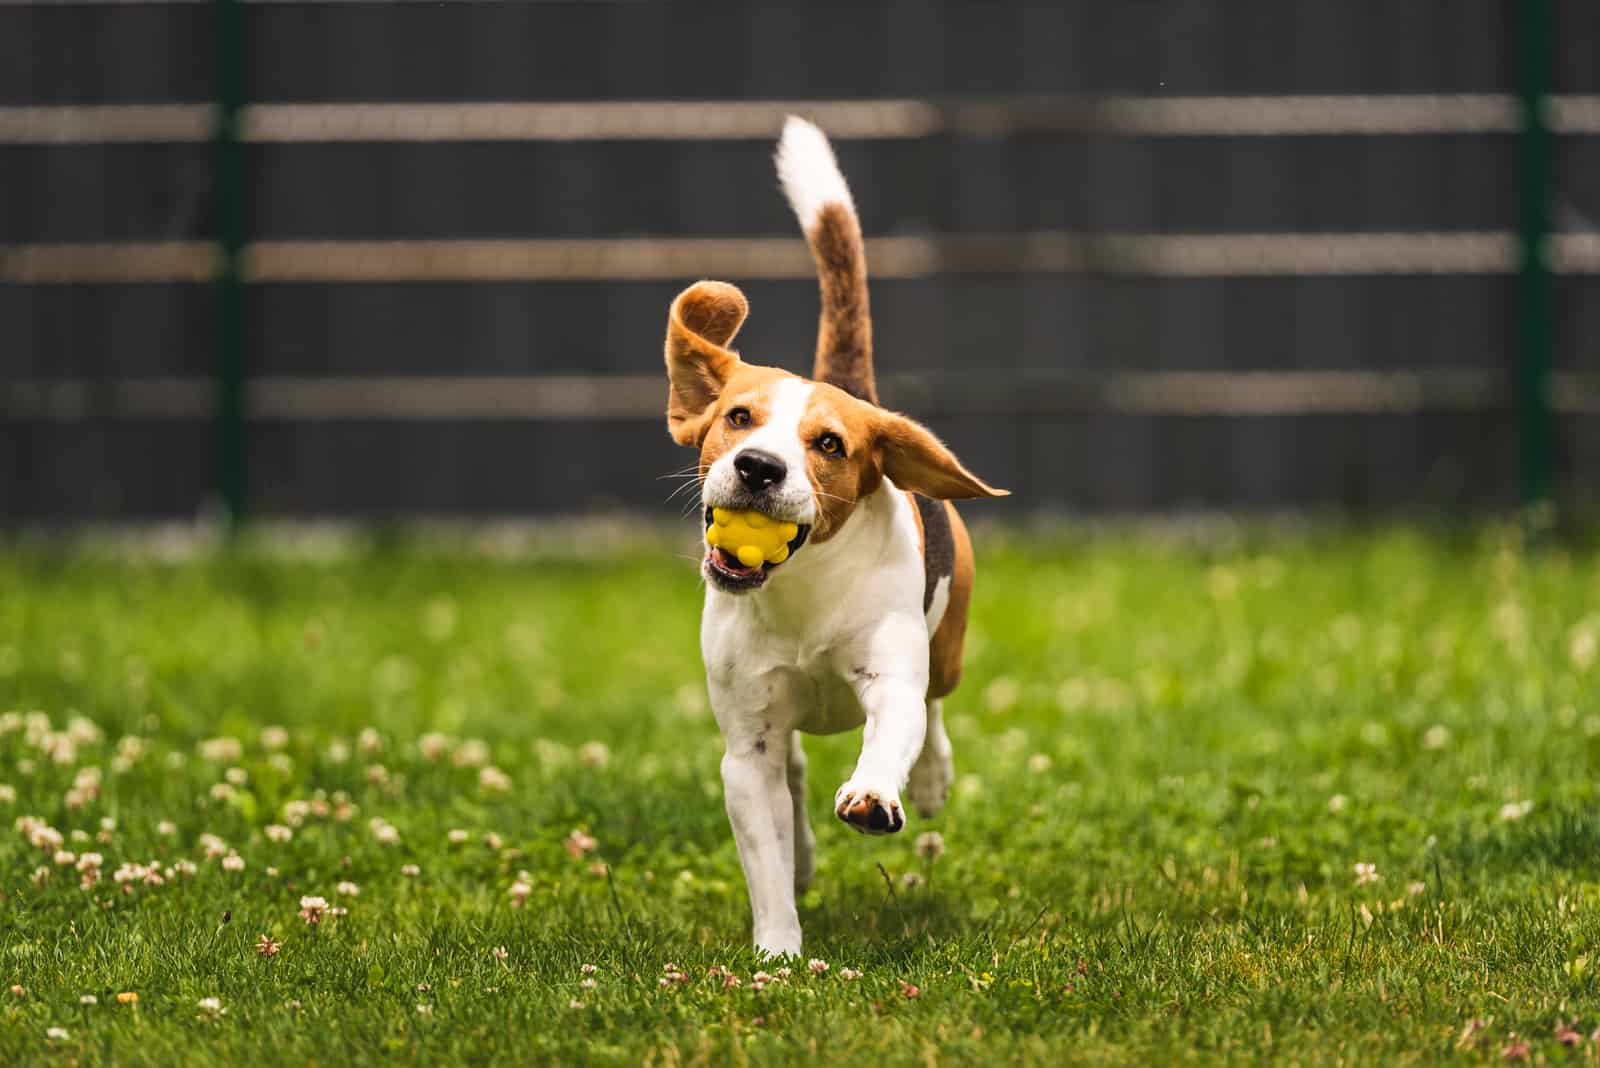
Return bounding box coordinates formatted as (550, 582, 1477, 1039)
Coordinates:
(703, 623, 870, 736)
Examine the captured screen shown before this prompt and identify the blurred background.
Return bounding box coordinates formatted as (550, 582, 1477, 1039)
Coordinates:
(1, 0, 1595, 524)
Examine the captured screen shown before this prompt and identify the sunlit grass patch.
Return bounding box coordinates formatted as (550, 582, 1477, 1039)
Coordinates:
(1, 525, 1598, 1065)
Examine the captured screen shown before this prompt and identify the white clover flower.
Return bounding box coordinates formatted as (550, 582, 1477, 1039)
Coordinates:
(418, 733, 454, 762)
(197, 738, 243, 763)
(452, 739, 490, 768)
(265, 824, 293, 843)
(335, 881, 360, 897)
(221, 853, 245, 872)
(563, 830, 597, 858)
(370, 818, 401, 845)
(47, 1027, 69, 1041)
(447, 828, 470, 844)
(1353, 862, 1380, 886)
(578, 741, 611, 769)
(401, 864, 421, 878)
(1498, 800, 1534, 822)
(298, 896, 328, 924)
(260, 726, 290, 750)
(157, 820, 177, 836)
(807, 958, 829, 976)
(478, 766, 512, 792)
(28, 824, 64, 851)
(914, 831, 945, 861)
(79, 994, 97, 1006)
(53, 850, 76, 867)
(196, 997, 225, 1017)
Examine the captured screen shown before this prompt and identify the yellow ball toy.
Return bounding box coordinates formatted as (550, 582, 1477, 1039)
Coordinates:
(705, 508, 800, 568)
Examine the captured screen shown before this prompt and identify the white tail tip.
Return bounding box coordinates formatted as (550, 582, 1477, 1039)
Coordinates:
(775, 115, 854, 229)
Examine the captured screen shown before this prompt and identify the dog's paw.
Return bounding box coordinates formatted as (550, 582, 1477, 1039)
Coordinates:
(754, 930, 802, 959)
(834, 782, 905, 835)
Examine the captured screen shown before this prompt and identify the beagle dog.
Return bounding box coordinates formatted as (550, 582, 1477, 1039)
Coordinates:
(662, 117, 1007, 956)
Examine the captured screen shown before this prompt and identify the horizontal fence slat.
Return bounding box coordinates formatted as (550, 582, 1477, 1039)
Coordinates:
(8, 232, 1600, 283)
(5, 371, 1598, 421)
(5, 96, 1600, 145)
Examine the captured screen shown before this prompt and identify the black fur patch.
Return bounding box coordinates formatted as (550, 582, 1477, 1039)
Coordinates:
(914, 494, 954, 614)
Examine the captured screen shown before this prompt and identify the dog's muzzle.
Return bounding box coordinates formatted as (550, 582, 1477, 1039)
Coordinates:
(702, 506, 811, 593)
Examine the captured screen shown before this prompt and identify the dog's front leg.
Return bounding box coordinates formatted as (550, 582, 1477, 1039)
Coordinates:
(833, 614, 930, 836)
(711, 683, 802, 956)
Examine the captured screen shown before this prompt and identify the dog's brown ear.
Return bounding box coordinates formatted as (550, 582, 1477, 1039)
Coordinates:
(876, 412, 1009, 500)
(665, 281, 747, 446)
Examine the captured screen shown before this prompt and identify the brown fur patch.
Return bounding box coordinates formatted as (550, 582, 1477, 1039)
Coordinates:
(808, 203, 875, 404)
(795, 383, 882, 544)
(927, 502, 975, 699)
(664, 281, 747, 447)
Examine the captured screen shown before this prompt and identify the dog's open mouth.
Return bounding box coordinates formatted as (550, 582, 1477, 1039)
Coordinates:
(703, 506, 811, 592)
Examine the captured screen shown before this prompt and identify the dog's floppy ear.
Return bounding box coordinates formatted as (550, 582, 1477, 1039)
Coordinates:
(876, 412, 1009, 500)
(665, 281, 747, 446)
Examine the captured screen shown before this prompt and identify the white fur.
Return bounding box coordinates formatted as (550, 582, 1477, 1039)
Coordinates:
(701, 379, 817, 526)
(702, 475, 941, 956)
(775, 116, 854, 231)
(925, 574, 951, 632)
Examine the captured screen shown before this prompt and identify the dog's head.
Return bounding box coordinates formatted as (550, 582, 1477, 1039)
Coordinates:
(665, 280, 1006, 594)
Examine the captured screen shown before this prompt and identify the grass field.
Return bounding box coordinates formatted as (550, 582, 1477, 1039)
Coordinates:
(2, 523, 1599, 1065)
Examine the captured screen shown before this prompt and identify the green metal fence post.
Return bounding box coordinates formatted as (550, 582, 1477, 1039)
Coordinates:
(1516, 0, 1555, 515)
(214, 0, 247, 531)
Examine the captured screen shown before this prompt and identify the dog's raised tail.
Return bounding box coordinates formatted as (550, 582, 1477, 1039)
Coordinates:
(776, 116, 876, 405)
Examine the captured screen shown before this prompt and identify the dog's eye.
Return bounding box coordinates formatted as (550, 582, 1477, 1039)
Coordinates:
(815, 432, 844, 456)
(726, 408, 752, 428)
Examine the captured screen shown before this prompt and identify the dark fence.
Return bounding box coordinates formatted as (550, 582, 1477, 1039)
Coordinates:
(2, 1, 1597, 521)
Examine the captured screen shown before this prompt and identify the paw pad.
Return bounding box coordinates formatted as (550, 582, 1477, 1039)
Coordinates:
(836, 791, 904, 835)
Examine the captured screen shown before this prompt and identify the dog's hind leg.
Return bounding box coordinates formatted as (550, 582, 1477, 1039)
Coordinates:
(906, 698, 952, 819)
(786, 732, 816, 894)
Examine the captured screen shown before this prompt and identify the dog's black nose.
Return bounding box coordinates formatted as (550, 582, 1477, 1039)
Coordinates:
(734, 449, 787, 492)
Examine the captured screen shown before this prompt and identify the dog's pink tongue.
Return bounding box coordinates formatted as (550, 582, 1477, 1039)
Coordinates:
(715, 548, 761, 576)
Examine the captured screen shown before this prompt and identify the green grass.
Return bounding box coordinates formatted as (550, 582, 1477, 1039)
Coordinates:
(3, 523, 1600, 1065)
